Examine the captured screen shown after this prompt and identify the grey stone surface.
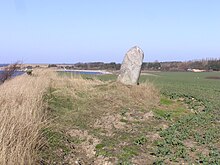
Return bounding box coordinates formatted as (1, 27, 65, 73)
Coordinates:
(117, 46, 144, 85)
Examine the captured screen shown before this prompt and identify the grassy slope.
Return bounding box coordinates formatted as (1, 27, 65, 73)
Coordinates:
(40, 72, 220, 164)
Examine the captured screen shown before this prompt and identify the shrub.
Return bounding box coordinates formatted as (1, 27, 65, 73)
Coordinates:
(0, 62, 21, 83)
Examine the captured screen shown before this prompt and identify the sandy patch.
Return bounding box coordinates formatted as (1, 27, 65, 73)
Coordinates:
(132, 153, 155, 165)
(67, 129, 114, 164)
(123, 110, 154, 122)
(68, 129, 100, 158)
(93, 114, 126, 136)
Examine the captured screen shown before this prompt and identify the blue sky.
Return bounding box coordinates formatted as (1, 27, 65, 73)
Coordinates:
(0, 0, 220, 63)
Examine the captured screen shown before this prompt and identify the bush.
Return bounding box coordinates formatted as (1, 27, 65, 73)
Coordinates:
(0, 62, 21, 84)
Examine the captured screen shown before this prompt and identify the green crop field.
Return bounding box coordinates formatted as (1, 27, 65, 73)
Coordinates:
(141, 72, 220, 164)
(41, 71, 220, 164)
(94, 72, 220, 164)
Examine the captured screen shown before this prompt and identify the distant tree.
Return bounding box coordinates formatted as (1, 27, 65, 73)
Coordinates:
(208, 60, 220, 71)
(115, 64, 121, 70)
(26, 66, 33, 69)
(144, 61, 161, 70)
(48, 64, 57, 68)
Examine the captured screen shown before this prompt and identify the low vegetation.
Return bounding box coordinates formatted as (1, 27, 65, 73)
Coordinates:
(0, 70, 219, 164)
(140, 72, 220, 164)
(40, 72, 199, 164)
(40, 75, 162, 164)
(71, 71, 220, 164)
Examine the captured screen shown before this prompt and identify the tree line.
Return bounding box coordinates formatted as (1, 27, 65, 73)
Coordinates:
(142, 59, 220, 71)
(48, 59, 220, 71)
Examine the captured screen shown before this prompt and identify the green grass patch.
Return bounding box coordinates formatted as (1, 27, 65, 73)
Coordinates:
(160, 97, 173, 105)
(154, 108, 172, 120)
(118, 146, 139, 163)
(133, 136, 147, 145)
(40, 128, 73, 164)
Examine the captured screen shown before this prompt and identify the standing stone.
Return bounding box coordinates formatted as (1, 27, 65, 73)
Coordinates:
(117, 46, 144, 85)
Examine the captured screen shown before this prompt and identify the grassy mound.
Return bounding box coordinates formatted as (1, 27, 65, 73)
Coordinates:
(40, 74, 190, 164)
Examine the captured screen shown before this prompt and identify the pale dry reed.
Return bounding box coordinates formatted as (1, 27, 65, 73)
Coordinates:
(0, 70, 54, 165)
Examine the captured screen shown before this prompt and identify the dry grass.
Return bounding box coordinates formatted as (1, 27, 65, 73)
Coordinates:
(47, 76, 160, 130)
(0, 70, 54, 165)
(0, 69, 161, 164)
(50, 75, 159, 111)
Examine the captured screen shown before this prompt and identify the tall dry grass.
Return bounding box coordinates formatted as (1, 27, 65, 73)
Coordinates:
(50, 74, 159, 109)
(48, 75, 160, 124)
(0, 70, 54, 165)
